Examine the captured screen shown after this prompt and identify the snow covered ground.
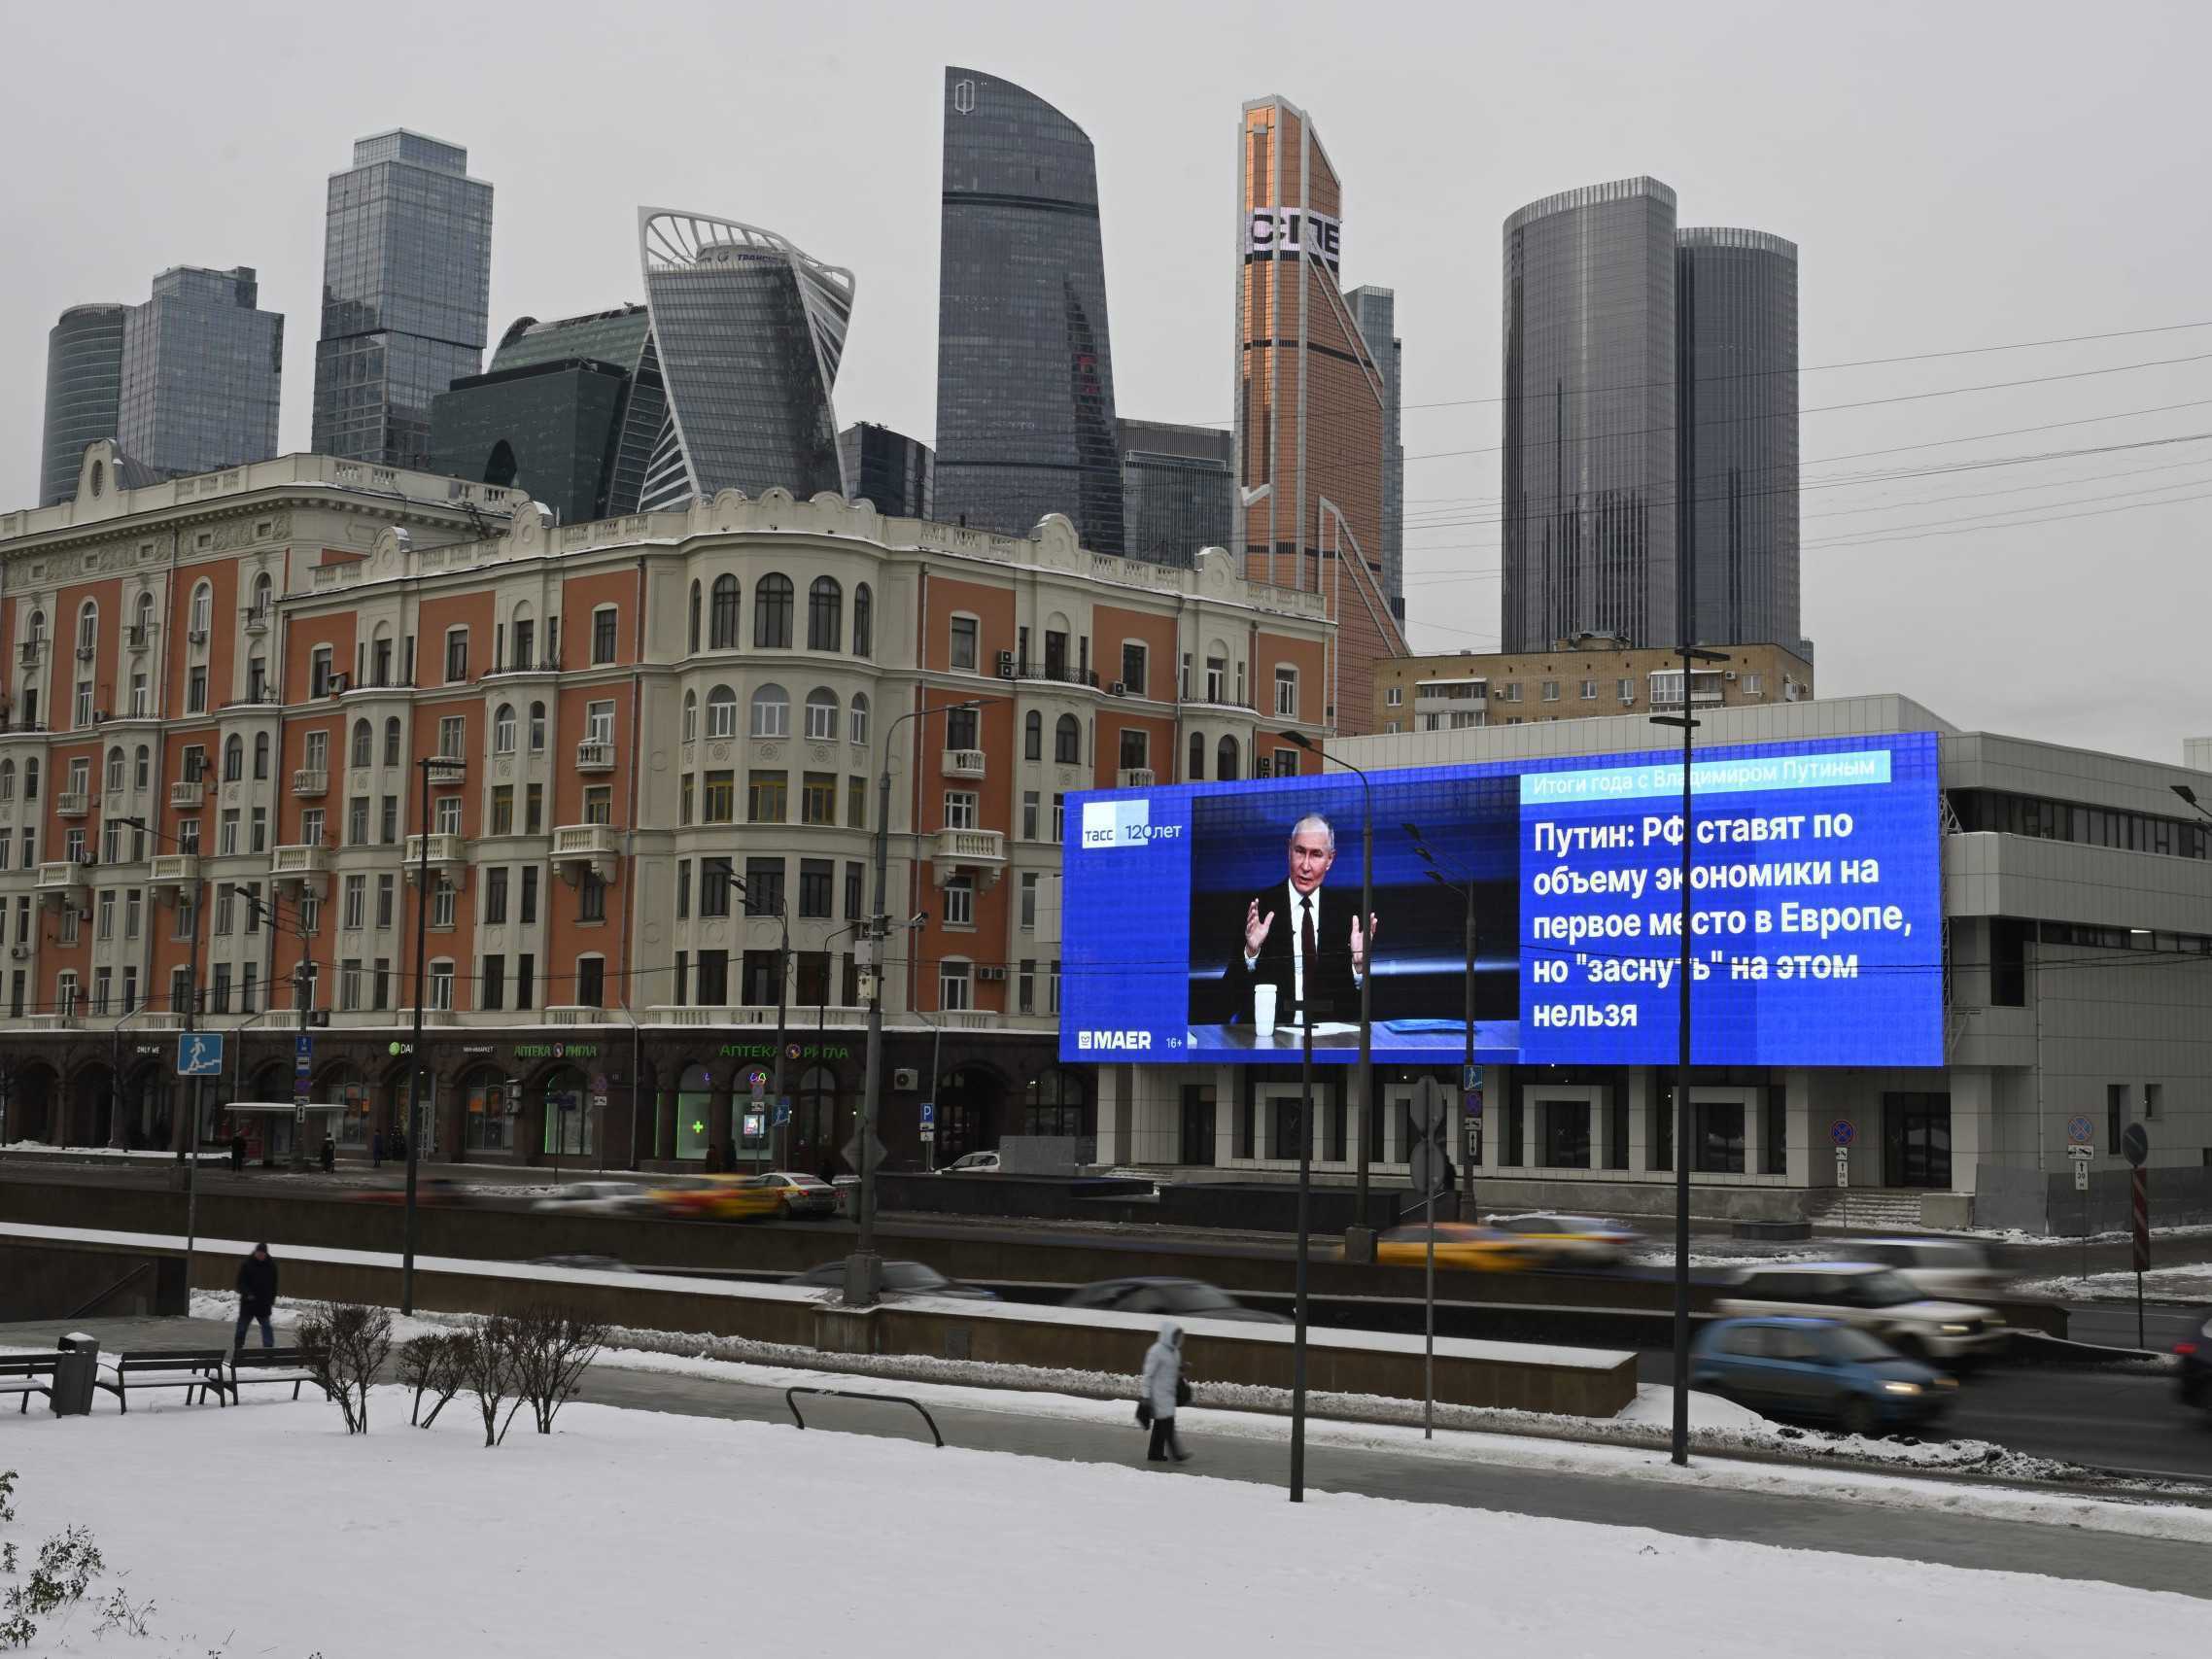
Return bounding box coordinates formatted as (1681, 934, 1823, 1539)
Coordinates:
(2015, 1265, 2212, 1305)
(0, 1384, 2200, 1658)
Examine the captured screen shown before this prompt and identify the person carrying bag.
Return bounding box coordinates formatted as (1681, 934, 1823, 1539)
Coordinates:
(1137, 1320, 1192, 1464)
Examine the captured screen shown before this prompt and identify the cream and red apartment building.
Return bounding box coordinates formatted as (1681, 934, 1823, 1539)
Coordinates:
(0, 442, 1329, 1170)
(1373, 636, 1815, 736)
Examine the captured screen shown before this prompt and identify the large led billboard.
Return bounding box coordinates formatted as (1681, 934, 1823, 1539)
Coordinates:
(1060, 732, 1943, 1068)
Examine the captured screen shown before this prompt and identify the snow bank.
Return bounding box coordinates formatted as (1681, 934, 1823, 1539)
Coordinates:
(2015, 1266, 2212, 1305)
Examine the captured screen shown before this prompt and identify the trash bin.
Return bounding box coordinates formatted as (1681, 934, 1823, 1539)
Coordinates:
(52, 1331, 99, 1417)
(832, 1176, 861, 1218)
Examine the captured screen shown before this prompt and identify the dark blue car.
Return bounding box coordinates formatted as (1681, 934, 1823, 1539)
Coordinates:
(1692, 1316, 1955, 1436)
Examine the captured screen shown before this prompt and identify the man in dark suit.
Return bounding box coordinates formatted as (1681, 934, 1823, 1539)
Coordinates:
(1222, 812, 1377, 1027)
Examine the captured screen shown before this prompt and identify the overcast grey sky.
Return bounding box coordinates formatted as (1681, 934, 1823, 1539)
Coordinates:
(5, 0, 2207, 762)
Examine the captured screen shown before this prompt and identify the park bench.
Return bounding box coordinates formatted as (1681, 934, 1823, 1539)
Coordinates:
(92, 1348, 231, 1412)
(0, 1354, 60, 1413)
(219, 1346, 326, 1404)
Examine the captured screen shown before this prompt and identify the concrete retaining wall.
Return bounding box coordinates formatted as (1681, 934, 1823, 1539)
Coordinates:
(0, 1240, 187, 1322)
(1972, 1162, 2212, 1235)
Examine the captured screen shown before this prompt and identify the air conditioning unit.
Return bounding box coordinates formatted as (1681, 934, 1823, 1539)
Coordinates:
(310, 1010, 332, 1027)
(1723, 671, 1738, 681)
(9, 946, 29, 961)
(328, 674, 349, 697)
(1109, 681, 1126, 697)
(891, 1067, 919, 1091)
(995, 650, 1016, 679)
(978, 965, 1007, 982)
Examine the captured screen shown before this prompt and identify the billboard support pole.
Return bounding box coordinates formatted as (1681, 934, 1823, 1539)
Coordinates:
(1290, 946, 1315, 1503)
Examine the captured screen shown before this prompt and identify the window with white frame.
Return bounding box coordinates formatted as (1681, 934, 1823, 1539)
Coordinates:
(804, 688, 838, 741)
(438, 715, 466, 758)
(750, 683, 789, 739)
(429, 959, 455, 1010)
(585, 700, 615, 744)
(944, 789, 978, 829)
(705, 685, 738, 739)
(434, 795, 462, 835)
(432, 879, 458, 928)
(1274, 665, 1297, 718)
(848, 693, 869, 747)
(949, 614, 979, 673)
(939, 957, 973, 1010)
(681, 690, 698, 743)
(493, 705, 516, 753)
(943, 876, 974, 927)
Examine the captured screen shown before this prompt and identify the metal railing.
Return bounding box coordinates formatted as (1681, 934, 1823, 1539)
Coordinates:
(782, 1386, 944, 1447)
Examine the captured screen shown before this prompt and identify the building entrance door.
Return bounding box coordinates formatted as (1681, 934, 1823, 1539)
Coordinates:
(1882, 1092, 1952, 1188)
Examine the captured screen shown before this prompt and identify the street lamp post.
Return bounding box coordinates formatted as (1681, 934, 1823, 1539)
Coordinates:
(401, 755, 467, 1317)
(120, 814, 208, 1285)
(1408, 823, 1479, 1222)
(847, 696, 999, 1307)
(724, 867, 790, 1173)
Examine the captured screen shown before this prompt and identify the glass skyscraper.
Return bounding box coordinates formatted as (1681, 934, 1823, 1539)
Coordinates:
(117, 266, 284, 482)
(39, 303, 126, 505)
(1345, 286, 1405, 620)
(1118, 418, 1232, 570)
(934, 68, 1124, 551)
(1678, 228, 1801, 653)
(1501, 177, 1679, 652)
(840, 423, 934, 519)
(637, 210, 853, 509)
(312, 130, 494, 470)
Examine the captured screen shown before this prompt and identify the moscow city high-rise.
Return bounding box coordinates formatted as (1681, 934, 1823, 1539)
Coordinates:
(1236, 94, 1405, 735)
(934, 68, 1124, 553)
(312, 130, 494, 470)
(1500, 176, 1800, 654)
(38, 303, 127, 505)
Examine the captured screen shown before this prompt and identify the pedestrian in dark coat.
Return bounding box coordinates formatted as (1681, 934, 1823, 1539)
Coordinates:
(371, 1129, 385, 1168)
(233, 1243, 278, 1352)
(1139, 1319, 1192, 1464)
(228, 1130, 246, 1170)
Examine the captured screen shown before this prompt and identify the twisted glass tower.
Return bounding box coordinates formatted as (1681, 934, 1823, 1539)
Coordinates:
(637, 210, 854, 509)
(934, 69, 1123, 550)
(40, 303, 126, 505)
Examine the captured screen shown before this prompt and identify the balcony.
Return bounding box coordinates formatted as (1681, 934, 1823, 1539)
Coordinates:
(149, 853, 200, 892)
(54, 789, 89, 817)
(242, 607, 270, 636)
(75, 643, 95, 664)
(551, 823, 619, 880)
(943, 1010, 1002, 1031)
(25, 1012, 79, 1032)
(574, 739, 616, 773)
(402, 833, 467, 879)
(931, 828, 1006, 884)
(35, 861, 87, 902)
(1116, 768, 1156, 789)
(169, 778, 205, 809)
(942, 748, 987, 780)
(187, 628, 209, 646)
(542, 1006, 605, 1027)
(292, 768, 328, 797)
(269, 844, 333, 888)
(125, 624, 154, 652)
(17, 640, 41, 666)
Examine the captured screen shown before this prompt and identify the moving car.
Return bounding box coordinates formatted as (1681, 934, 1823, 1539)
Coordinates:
(1063, 1277, 1288, 1324)
(940, 1151, 1001, 1173)
(529, 1254, 635, 1273)
(785, 1260, 996, 1299)
(2178, 1309, 2211, 1413)
(1376, 1222, 1533, 1273)
(759, 1171, 839, 1218)
(643, 1175, 782, 1223)
(1716, 1262, 2006, 1365)
(1485, 1213, 1640, 1266)
(1845, 1237, 2003, 1300)
(347, 1175, 474, 1207)
(529, 1180, 648, 1216)
(1691, 1316, 1956, 1435)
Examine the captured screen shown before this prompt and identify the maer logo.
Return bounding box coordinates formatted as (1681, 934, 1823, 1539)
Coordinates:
(1078, 1030, 1152, 1052)
(1082, 798, 1149, 849)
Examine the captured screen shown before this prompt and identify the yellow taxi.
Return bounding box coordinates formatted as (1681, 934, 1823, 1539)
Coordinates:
(642, 1175, 783, 1223)
(1484, 1213, 1641, 1266)
(1375, 1222, 1534, 1272)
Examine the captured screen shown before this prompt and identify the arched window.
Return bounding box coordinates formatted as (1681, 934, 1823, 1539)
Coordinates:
(1054, 713, 1080, 765)
(189, 583, 211, 639)
(351, 719, 372, 769)
(1024, 711, 1043, 762)
(750, 682, 789, 739)
(804, 687, 839, 742)
(383, 717, 402, 767)
(105, 746, 125, 793)
(704, 685, 738, 740)
(1189, 732, 1206, 781)
(370, 621, 395, 687)
(1216, 735, 1240, 781)
(529, 703, 546, 752)
(223, 734, 245, 782)
(0, 761, 15, 800)
(687, 579, 703, 654)
(250, 571, 273, 620)
(847, 693, 869, 748)
(132, 590, 155, 638)
(851, 583, 873, 658)
(709, 575, 739, 649)
(681, 689, 698, 743)
(807, 576, 842, 651)
(24, 608, 45, 646)
(254, 732, 271, 781)
(492, 704, 516, 754)
(134, 744, 151, 789)
(753, 573, 793, 648)
(76, 601, 97, 654)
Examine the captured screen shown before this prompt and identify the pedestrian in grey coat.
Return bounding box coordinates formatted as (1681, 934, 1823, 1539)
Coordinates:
(1139, 1319, 1191, 1463)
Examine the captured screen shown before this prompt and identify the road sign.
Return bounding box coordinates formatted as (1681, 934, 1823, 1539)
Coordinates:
(1408, 1077, 1450, 1135)
(919, 1126, 936, 1142)
(1829, 1119, 1855, 1148)
(1462, 1064, 1484, 1091)
(919, 1101, 935, 1127)
(2123, 1123, 2150, 1168)
(177, 1031, 225, 1077)
(591, 1091, 608, 1114)
(1462, 1088, 1482, 1117)
(2132, 1166, 2151, 1273)
(747, 1069, 768, 1104)
(773, 1098, 790, 1127)
(2074, 1158, 2090, 1192)
(842, 1129, 887, 1177)
(1408, 1139, 1451, 1196)
(294, 1032, 314, 1069)
(1834, 1146, 1850, 1190)
(2065, 1144, 2095, 1160)
(2066, 1115, 2095, 1145)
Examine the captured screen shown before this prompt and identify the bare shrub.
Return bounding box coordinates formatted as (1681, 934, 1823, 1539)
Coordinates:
(457, 1317, 525, 1448)
(506, 1304, 610, 1435)
(295, 1303, 393, 1434)
(397, 1332, 469, 1430)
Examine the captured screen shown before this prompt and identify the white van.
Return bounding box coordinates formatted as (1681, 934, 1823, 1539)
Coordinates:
(1716, 1262, 2005, 1365)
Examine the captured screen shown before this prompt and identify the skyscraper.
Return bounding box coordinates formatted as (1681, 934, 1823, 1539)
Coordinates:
(430, 304, 666, 523)
(1236, 94, 1405, 735)
(118, 266, 284, 481)
(637, 209, 853, 509)
(1677, 228, 1800, 652)
(839, 423, 935, 519)
(39, 303, 126, 505)
(1345, 286, 1404, 620)
(934, 68, 1124, 551)
(312, 130, 494, 469)
(1500, 177, 1679, 653)
(1118, 418, 1233, 570)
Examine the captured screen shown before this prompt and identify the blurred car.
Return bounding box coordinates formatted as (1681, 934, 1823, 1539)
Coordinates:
(759, 1171, 838, 1219)
(1716, 1262, 2005, 1365)
(1485, 1213, 1639, 1266)
(1376, 1222, 1533, 1272)
(1846, 1237, 2003, 1300)
(642, 1175, 782, 1223)
(785, 1260, 996, 1299)
(940, 1151, 1001, 1173)
(347, 1175, 474, 1207)
(2178, 1309, 2211, 1413)
(529, 1180, 648, 1216)
(1692, 1316, 1955, 1436)
(529, 1254, 635, 1273)
(1063, 1277, 1288, 1324)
